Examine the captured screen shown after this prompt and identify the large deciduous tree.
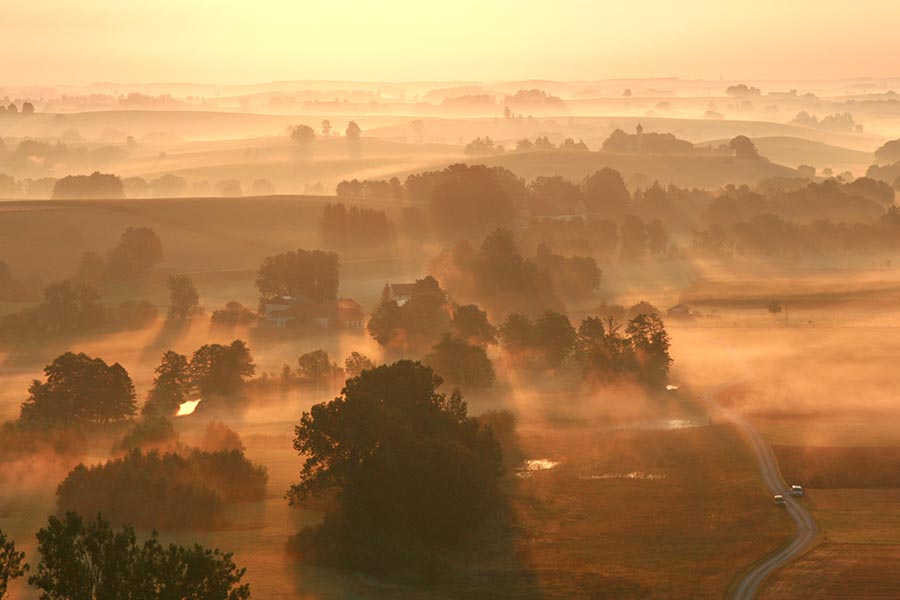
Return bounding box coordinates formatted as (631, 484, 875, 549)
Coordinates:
(429, 164, 517, 239)
(450, 304, 497, 347)
(104, 226, 164, 281)
(166, 274, 200, 322)
(288, 361, 502, 551)
(20, 352, 136, 426)
(142, 351, 192, 417)
(581, 168, 631, 219)
(625, 313, 672, 388)
(256, 249, 339, 302)
(189, 340, 255, 398)
(424, 334, 495, 390)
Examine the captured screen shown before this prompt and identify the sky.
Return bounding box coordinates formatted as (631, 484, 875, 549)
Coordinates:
(2, 0, 899, 85)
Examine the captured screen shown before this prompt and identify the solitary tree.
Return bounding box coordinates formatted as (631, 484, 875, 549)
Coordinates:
(290, 124, 316, 145)
(729, 135, 759, 159)
(345, 121, 361, 141)
(166, 274, 200, 322)
(104, 226, 164, 281)
(288, 361, 502, 549)
(321, 119, 332, 136)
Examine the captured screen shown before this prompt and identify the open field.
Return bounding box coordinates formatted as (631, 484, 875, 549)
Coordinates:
(753, 489, 898, 600)
(671, 317, 900, 597)
(762, 543, 900, 600)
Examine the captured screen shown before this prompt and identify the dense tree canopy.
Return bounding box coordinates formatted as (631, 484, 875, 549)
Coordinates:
(424, 334, 495, 390)
(210, 301, 257, 329)
(425, 164, 519, 239)
(20, 352, 136, 426)
(321, 203, 395, 250)
(56, 448, 267, 530)
(451, 303, 497, 347)
(497, 309, 673, 388)
(256, 249, 340, 302)
(288, 361, 502, 557)
(874, 138, 900, 164)
(189, 340, 255, 398)
(581, 168, 631, 219)
(142, 351, 192, 417)
(29, 512, 250, 599)
(52, 172, 124, 199)
(296, 349, 340, 385)
(498, 310, 576, 369)
(576, 313, 672, 388)
(0, 281, 156, 342)
(367, 276, 451, 350)
(533, 243, 602, 299)
(104, 226, 164, 281)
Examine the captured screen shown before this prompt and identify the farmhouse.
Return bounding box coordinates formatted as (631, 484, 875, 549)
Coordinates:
(666, 303, 694, 320)
(261, 296, 366, 330)
(382, 282, 417, 306)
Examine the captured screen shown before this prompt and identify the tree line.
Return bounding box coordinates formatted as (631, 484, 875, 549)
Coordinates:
(0, 513, 250, 599)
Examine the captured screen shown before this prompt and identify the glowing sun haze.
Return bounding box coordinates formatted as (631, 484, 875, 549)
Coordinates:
(2, 0, 898, 84)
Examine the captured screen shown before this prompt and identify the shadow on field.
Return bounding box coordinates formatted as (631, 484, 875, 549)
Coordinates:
(140, 318, 191, 363)
(285, 494, 549, 600)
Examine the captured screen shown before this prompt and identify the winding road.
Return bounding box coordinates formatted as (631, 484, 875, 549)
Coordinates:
(704, 394, 818, 600)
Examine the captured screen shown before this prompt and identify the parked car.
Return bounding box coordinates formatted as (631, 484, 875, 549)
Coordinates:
(790, 485, 804, 497)
(773, 494, 786, 506)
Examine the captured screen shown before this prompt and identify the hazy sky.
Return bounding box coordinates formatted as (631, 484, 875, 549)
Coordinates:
(2, 0, 899, 85)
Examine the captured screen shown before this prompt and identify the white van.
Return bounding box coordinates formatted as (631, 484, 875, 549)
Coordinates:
(773, 494, 786, 506)
(790, 485, 804, 497)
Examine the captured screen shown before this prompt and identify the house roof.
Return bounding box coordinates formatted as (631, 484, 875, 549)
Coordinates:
(337, 298, 366, 321)
(667, 303, 691, 311)
(263, 294, 313, 306)
(269, 298, 366, 323)
(386, 283, 417, 296)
